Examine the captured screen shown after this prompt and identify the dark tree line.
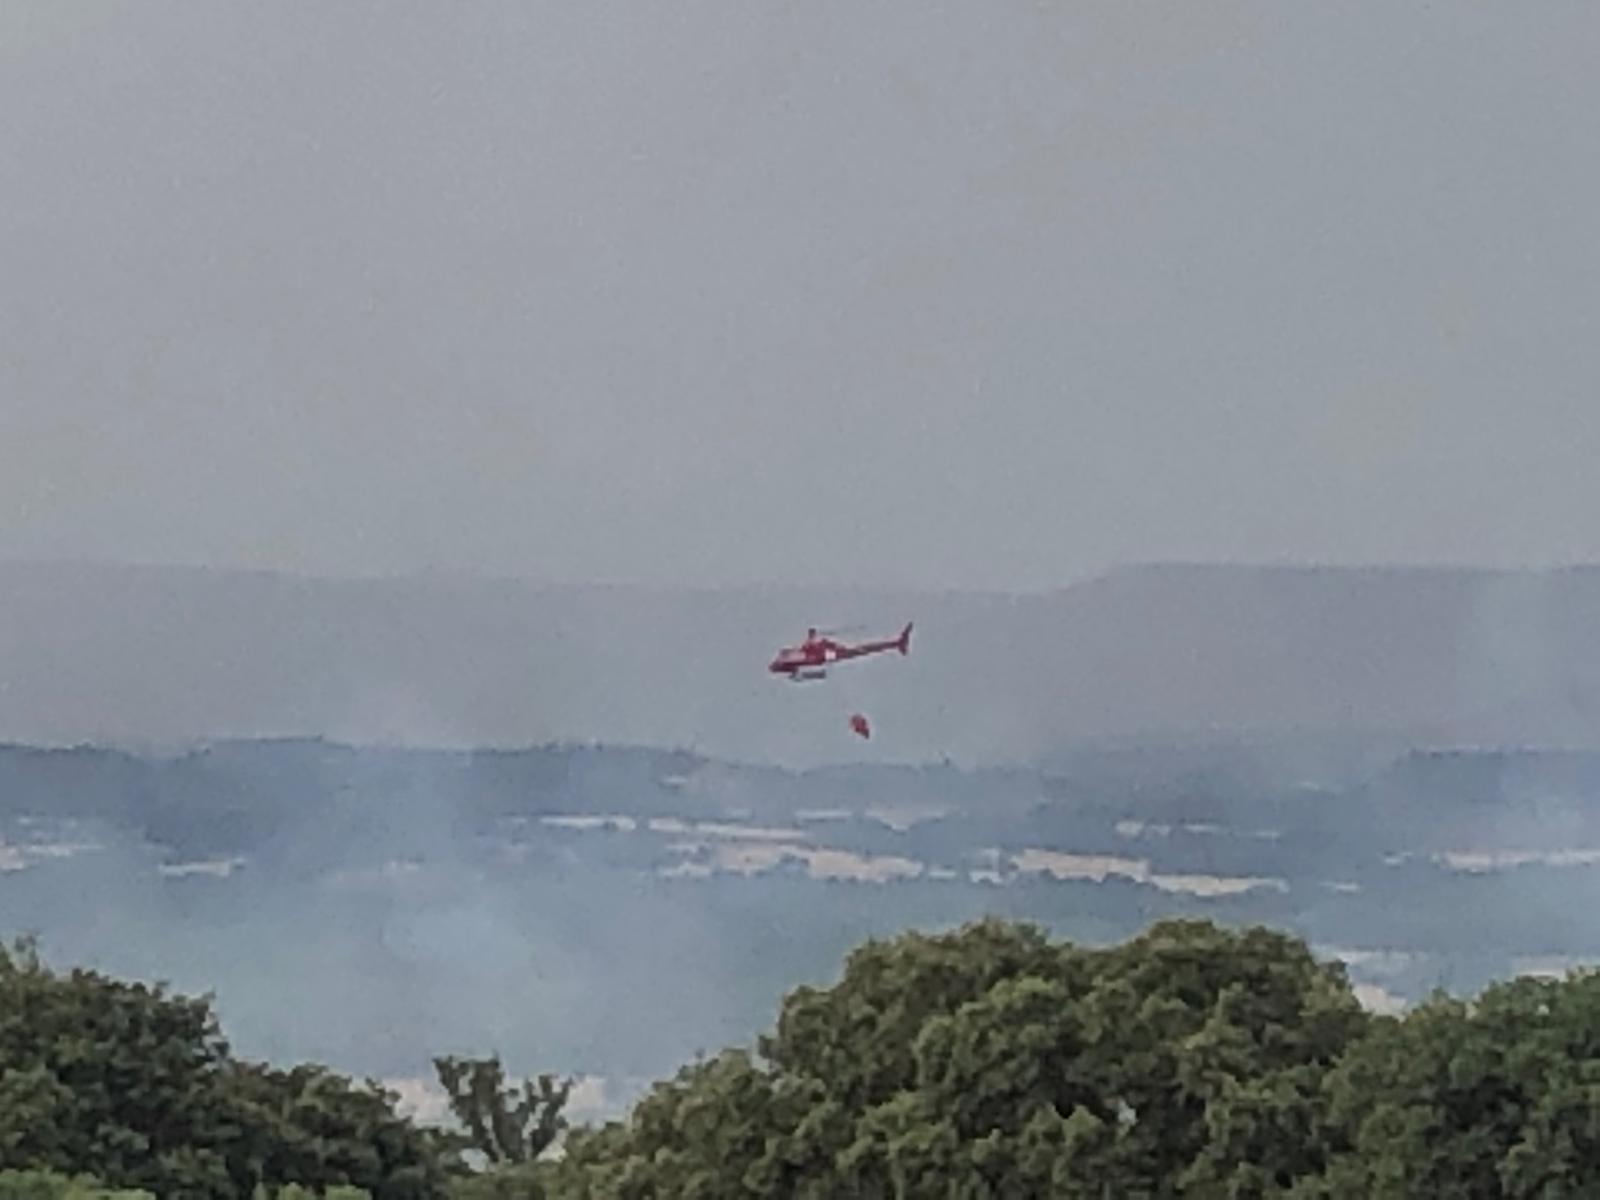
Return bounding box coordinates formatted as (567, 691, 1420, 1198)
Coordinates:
(9, 920, 1600, 1197)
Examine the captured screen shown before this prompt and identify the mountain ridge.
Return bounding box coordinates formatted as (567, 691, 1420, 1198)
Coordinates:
(4, 559, 1600, 766)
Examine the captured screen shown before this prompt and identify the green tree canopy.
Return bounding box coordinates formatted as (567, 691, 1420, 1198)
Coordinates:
(22, 912, 1600, 1197)
(544, 917, 1369, 1198)
(0, 936, 452, 1199)
(0, 1170, 153, 1199)
(0, 935, 234, 1194)
(1308, 970, 1600, 1198)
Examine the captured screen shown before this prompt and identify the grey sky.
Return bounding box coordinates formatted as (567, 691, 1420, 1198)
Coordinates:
(2, 2, 1596, 591)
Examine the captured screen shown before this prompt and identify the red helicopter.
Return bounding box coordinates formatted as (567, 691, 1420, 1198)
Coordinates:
(768, 622, 913, 682)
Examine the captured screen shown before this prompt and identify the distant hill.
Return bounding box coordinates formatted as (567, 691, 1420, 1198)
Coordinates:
(3, 560, 1600, 765)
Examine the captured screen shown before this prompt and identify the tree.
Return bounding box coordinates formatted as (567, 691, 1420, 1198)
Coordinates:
(762, 917, 1066, 1111)
(219, 1062, 456, 1199)
(1067, 920, 1368, 1195)
(547, 917, 1370, 1198)
(0, 936, 452, 1199)
(0, 1171, 152, 1199)
(538, 1051, 788, 1200)
(1308, 970, 1600, 1198)
(0, 935, 235, 1196)
(432, 1057, 571, 1165)
(442, 1167, 548, 1200)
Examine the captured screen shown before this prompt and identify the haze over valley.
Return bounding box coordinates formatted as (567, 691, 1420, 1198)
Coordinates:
(5, 1, 1600, 1176)
(7, 563, 1600, 1119)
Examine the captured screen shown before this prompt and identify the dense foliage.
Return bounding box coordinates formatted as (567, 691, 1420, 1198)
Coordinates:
(0, 1170, 152, 1199)
(11, 918, 1600, 1196)
(1306, 972, 1600, 1198)
(542, 918, 1368, 1197)
(0, 937, 452, 1198)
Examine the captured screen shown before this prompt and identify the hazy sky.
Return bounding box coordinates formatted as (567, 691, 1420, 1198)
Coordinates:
(3, 2, 1596, 591)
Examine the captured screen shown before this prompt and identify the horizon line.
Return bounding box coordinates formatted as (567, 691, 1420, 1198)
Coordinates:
(1, 554, 1594, 595)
